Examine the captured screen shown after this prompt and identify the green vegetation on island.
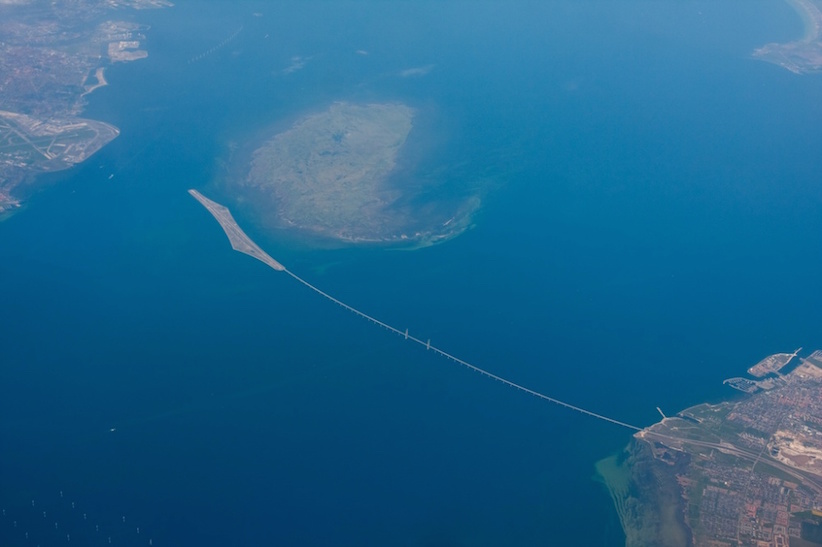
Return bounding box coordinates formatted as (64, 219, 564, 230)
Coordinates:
(233, 102, 481, 248)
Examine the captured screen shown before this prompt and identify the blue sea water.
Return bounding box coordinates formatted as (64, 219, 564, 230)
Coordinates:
(1, 1, 821, 545)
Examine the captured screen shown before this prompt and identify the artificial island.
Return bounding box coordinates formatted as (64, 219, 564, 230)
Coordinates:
(188, 189, 284, 271)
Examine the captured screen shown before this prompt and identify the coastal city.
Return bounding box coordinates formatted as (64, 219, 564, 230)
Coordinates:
(639, 350, 822, 546)
(0, 0, 171, 215)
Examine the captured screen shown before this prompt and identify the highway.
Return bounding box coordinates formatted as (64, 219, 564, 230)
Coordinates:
(639, 429, 822, 495)
(188, 189, 285, 271)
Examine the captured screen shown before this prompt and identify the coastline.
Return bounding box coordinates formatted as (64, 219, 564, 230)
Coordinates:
(600, 354, 822, 546)
(752, 0, 822, 73)
(81, 67, 109, 97)
(595, 442, 692, 547)
(785, 0, 822, 42)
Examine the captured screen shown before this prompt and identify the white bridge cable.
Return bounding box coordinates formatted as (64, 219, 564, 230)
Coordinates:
(285, 270, 642, 432)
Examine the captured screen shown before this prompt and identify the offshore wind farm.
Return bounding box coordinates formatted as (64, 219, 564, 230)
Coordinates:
(189, 189, 643, 433)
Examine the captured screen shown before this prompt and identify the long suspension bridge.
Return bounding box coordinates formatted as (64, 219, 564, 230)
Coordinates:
(189, 189, 643, 432)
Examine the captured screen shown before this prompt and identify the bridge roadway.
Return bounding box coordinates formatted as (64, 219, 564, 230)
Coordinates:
(191, 190, 822, 493)
(284, 269, 643, 431)
(189, 189, 642, 432)
(188, 189, 285, 271)
(640, 430, 822, 495)
(289, 271, 822, 490)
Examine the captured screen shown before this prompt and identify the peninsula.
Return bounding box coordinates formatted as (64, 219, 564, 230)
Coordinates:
(753, 0, 822, 73)
(0, 110, 120, 207)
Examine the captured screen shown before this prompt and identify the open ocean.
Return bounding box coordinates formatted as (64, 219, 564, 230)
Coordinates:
(1, 1, 821, 545)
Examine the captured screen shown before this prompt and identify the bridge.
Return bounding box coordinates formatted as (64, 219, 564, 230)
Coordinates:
(190, 189, 643, 432)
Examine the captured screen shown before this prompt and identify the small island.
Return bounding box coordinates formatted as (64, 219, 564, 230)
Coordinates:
(188, 189, 285, 271)
(233, 101, 480, 248)
(599, 350, 822, 546)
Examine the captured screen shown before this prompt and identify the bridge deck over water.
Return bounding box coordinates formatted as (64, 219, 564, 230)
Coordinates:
(190, 189, 641, 432)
